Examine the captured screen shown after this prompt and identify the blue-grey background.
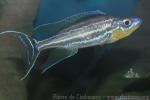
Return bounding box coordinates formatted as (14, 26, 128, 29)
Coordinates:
(0, 0, 150, 100)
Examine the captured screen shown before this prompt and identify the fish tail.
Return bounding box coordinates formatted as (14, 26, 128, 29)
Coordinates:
(0, 31, 40, 80)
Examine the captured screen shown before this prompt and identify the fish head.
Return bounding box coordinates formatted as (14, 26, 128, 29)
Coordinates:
(107, 17, 142, 43)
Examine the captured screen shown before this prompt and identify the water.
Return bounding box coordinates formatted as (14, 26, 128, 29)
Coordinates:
(28, 0, 150, 99)
(1, 0, 150, 99)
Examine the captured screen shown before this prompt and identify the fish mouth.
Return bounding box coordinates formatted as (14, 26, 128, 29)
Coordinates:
(132, 17, 142, 27)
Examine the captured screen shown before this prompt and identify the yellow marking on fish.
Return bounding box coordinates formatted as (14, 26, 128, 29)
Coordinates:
(109, 24, 140, 43)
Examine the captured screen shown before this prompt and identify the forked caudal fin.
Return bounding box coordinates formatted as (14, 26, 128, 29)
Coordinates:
(0, 11, 105, 80)
(0, 31, 78, 80)
(0, 31, 39, 80)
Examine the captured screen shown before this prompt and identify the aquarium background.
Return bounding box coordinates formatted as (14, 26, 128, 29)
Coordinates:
(0, 0, 150, 100)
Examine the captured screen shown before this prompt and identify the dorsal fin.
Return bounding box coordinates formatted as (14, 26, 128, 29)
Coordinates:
(32, 10, 105, 39)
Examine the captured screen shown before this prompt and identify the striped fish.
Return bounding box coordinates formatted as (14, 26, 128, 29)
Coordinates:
(0, 11, 142, 80)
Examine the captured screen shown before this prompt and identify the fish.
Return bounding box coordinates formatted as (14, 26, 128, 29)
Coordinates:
(0, 10, 142, 80)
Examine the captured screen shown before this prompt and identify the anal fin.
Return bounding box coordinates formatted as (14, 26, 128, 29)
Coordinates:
(41, 48, 78, 73)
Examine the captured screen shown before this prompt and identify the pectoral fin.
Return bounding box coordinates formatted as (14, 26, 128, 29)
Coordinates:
(41, 48, 78, 73)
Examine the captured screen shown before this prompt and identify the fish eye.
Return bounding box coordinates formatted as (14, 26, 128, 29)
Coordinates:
(123, 19, 131, 26)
